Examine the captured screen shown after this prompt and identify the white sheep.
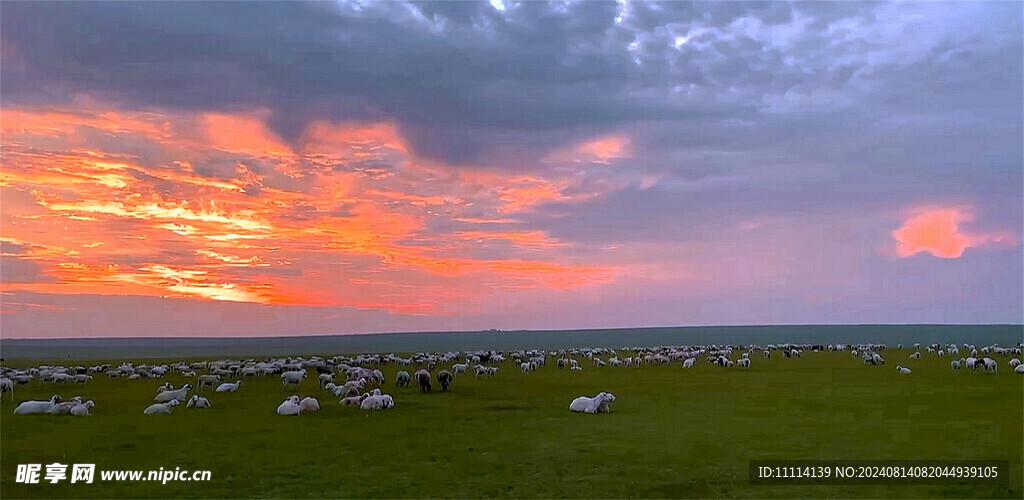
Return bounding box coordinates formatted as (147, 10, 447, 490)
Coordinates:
(682, 358, 695, 369)
(737, 358, 751, 368)
(70, 400, 95, 416)
(277, 396, 301, 415)
(951, 360, 962, 371)
(154, 384, 192, 403)
(143, 399, 180, 415)
(396, 371, 411, 387)
(318, 373, 334, 388)
(215, 380, 242, 392)
(187, 395, 212, 408)
(0, 378, 13, 401)
(360, 393, 394, 410)
(1015, 364, 1024, 374)
(281, 370, 307, 390)
(897, 365, 911, 374)
(452, 363, 468, 376)
(982, 358, 998, 373)
(14, 395, 62, 415)
(1009, 358, 1021, 369)
(910, 352, 921, 359)
(569, 392, 616, 414)
(299, 397, 320, 413)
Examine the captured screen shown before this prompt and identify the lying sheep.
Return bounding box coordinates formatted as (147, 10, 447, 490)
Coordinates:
(569, 392, 616, 414)
(154, 384, 192, 403)
(143, 399, 180, 415)
(70, 400, 95, 416)
(277, 396, 301, 415)
(299, 397, 320, 413)
(897, 365, 911, 374)
(215, 380, 242, 392)
(187, 395, 212, 408)
(14, 395, 62, 415)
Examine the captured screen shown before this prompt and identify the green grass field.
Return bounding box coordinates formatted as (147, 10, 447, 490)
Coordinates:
(1, 351, 1021, 498)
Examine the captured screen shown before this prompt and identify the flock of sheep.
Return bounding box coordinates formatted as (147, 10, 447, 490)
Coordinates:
(3, 341, 1022, 418)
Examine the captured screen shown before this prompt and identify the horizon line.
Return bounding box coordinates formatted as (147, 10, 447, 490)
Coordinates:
(2, 322, 1021, 342)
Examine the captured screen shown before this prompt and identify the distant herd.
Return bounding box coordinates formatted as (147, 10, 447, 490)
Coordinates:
(3, 341, 1022, 417)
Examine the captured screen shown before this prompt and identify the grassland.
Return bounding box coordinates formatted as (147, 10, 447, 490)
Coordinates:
(1, 350, 1021, 498)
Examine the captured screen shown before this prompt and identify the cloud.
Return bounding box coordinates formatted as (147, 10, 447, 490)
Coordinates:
(893, 207, 1016, 259)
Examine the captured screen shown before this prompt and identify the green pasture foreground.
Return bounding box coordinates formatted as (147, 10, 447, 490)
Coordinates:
(0, 351, 1021, 498)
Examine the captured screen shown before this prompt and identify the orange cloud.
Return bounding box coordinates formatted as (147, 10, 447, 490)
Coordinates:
(1, 104, 623, 315)
(893, 207, 1016, 258)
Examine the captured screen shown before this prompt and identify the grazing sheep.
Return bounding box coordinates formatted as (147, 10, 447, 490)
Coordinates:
(897, 365, 911, 374)
(143, 399, 180, 415)
(1009, 358, 1021, 369)
(437, 370, 453, 392)
(951, 360, 962, 371)
(763, 350, 771, 358)
(154, 384, 192, 403)
(737, 358, 751, 368)
(187, 395, 212, 408)
(682, 358, 695, 369)
(569, 392, 616, 414)
(396, 371, 412, 387)
(982, 358, 998, 374)
(70, 400, 95, 416)
(298, 397, 320, 413)
(415, 369, 432, 393)
(520, 362, 531, 373)
(0, 378, 14, 401)
(910, 352, 921, 359)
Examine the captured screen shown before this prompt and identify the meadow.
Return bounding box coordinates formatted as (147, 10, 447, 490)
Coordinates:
(1, 350, 1021, 499)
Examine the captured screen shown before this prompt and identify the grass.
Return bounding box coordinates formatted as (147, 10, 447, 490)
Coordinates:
(1, 350, 1021, 498)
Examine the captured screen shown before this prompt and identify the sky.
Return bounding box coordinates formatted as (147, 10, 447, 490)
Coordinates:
(0, 1, 1021, 338)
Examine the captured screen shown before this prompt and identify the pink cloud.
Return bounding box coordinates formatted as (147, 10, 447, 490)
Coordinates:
(893, 207, 1016, 259)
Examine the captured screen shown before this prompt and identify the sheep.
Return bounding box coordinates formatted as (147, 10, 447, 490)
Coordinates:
(215, 380, 242, 392)
(187, 395, 212, 408)
(154, 384, 192, 403)
(520, 362, 531, 373)
(157, 381, 175, 393)
(70, 400, 95, 416)
(396, 370, 411, 387)
(897, 365, 911, 374)
(682, 358, 695, 369)
(197, 374, 221, 391)
(339, 395, 364, 406)
(763, 350, 771, 358)
(737, 358, 751, 368)
(14, 395, 61, 414)
(360, 394, 391, 410)
(281, 370, 307, 390)
(0, 378, 14, 401)
(910, 352, 921, 359)
(299, 397, 320, 413)
(143, 399, 180, 415)
(415, 369, 432, 393)
(437, 370, 453, 392)
(570, 365, 582, 371)
(1016, 364, 1024, 374)
(277, 396, 301, 415)
(982, 358, 998, 374)
(318, 373, 334, 388)
(951, 360, 962, 371)
(451, 363, 468, 376)
(1009, 358, 1021, 369)
(569, 392, 616, 414)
